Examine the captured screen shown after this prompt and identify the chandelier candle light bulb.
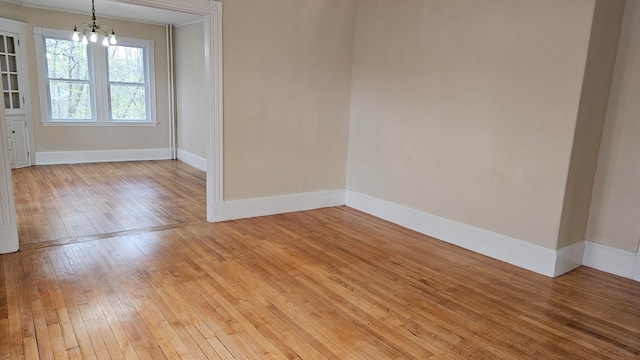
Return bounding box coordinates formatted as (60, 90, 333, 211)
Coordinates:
(72, 0, 116, 47)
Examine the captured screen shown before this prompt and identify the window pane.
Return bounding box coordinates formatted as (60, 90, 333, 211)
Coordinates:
(49, 80, 92, 120)
(110, 84, 146, 120)
(45, 38, 89, 80)
(6, 36, 15, 54)
(8, 55, 16, 72)
(108, 46, 144, 83)
(11, 92, 20, 109)
(10, 74, 18, 90)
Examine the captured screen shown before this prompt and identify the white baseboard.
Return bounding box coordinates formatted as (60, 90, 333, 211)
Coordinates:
(177, 149, 206, 171)
(36, 148, 171, 165)
(222, 189, 345, 221)
(583, 241, 639, 280)
(345, 190, 582, 278)
(555, 241, 585, 277)
(634, 254, 640, 281)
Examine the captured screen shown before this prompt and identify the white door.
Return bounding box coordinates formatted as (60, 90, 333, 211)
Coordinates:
(0, 92, 19, 253)
(1, 19, 33, 169)
(8, 117, 28, 168)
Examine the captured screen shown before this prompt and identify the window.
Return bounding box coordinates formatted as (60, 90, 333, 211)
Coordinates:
(34, 27, 156, 125)
(44, 37, 92, 120)
(108, 46, 147, 120)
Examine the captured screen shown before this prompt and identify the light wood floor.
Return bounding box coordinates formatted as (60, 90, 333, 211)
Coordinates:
(12, 161, 206, 248)
(2, 161, 640, 359)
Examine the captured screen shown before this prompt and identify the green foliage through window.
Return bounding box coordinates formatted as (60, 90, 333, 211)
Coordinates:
(108, 46, 147, 121)
(45, 38, 92, 120)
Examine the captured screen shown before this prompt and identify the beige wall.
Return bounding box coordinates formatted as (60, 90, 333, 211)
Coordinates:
(557, 0, 625, 248)
(174, 21, 207, 158)
(587, 0, 640, 253)
(222, 0, 356, 200)
(0, 2, 170, 152)
(347, 0, 596, 248)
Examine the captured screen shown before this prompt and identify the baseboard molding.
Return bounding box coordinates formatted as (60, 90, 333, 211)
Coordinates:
(555, 241, 585, 277)
(634, 254, 640, 281)
(36, 148, 171, 165)
(222, 190, 345, 221)
(345, 190, 582, 278)
(177, 149, 207, 171)
(583, 241, 639, 280)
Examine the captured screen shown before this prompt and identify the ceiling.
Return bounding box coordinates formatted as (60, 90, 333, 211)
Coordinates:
(6, 0, 202, 25)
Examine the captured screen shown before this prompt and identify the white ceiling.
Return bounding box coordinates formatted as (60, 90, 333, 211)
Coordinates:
(6, 0, 202, 25)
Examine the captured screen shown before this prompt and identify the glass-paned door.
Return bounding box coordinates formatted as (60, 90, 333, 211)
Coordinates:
(0, 33, 21, 112)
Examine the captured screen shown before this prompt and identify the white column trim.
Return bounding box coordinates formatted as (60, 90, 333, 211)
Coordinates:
(0, 90, 19, 253)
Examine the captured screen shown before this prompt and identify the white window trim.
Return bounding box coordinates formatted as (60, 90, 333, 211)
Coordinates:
(34, 26, 157, 126)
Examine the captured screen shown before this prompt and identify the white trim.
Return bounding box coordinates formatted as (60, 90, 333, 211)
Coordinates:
(633, 253, 640, 281)
(167, 25, 177, 159)
(175, 18, 205, 28)
(111, 0, 212, 14)
(583, 241, 638, 280)
(40, 121, 158, 127)
(204, 3, 224, 222)
(345, 190, 573, 278)
(177, 149, 206, 171)
(554, 241, 585, 277)
(222, 190, 345, 221)
(35, 148, 170, 165)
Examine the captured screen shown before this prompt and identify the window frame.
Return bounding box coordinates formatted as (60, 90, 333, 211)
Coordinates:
(34, 27, 157, 126)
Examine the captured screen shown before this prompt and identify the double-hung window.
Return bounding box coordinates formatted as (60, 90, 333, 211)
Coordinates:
(34, 27, 156, 125)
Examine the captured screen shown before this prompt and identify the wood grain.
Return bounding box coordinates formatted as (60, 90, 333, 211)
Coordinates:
(12, 160, 206, 245)
(2, 160, 639, 358)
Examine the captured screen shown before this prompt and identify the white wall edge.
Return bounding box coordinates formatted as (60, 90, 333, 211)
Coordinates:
(583, 240, 639, 280)
(35, 148, 171, 165)
(177, 149, 207, 171)
(345, 190, 566, 277)
(222, 190, 345, 221)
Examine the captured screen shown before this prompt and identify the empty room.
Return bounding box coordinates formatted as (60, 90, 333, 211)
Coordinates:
(0, 0, 639, 358)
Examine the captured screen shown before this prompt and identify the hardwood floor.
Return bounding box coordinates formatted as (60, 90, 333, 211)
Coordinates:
(12, 161, 206, 248)
(2, 161, 640, 359)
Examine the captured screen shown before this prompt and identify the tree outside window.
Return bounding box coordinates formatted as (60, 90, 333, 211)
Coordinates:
(108, 45, 147, 121)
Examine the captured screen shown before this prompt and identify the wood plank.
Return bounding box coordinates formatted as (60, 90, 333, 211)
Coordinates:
(1, 161, 638, 359)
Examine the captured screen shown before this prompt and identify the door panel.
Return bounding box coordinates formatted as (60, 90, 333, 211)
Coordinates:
(8, 115, 28, 168)
(0, 27, 30, 168)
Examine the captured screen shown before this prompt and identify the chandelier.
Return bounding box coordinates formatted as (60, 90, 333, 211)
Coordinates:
(72, 0, 117, 46)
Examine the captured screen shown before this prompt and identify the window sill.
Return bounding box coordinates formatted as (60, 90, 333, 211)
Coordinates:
(41, 121, 158, 127)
